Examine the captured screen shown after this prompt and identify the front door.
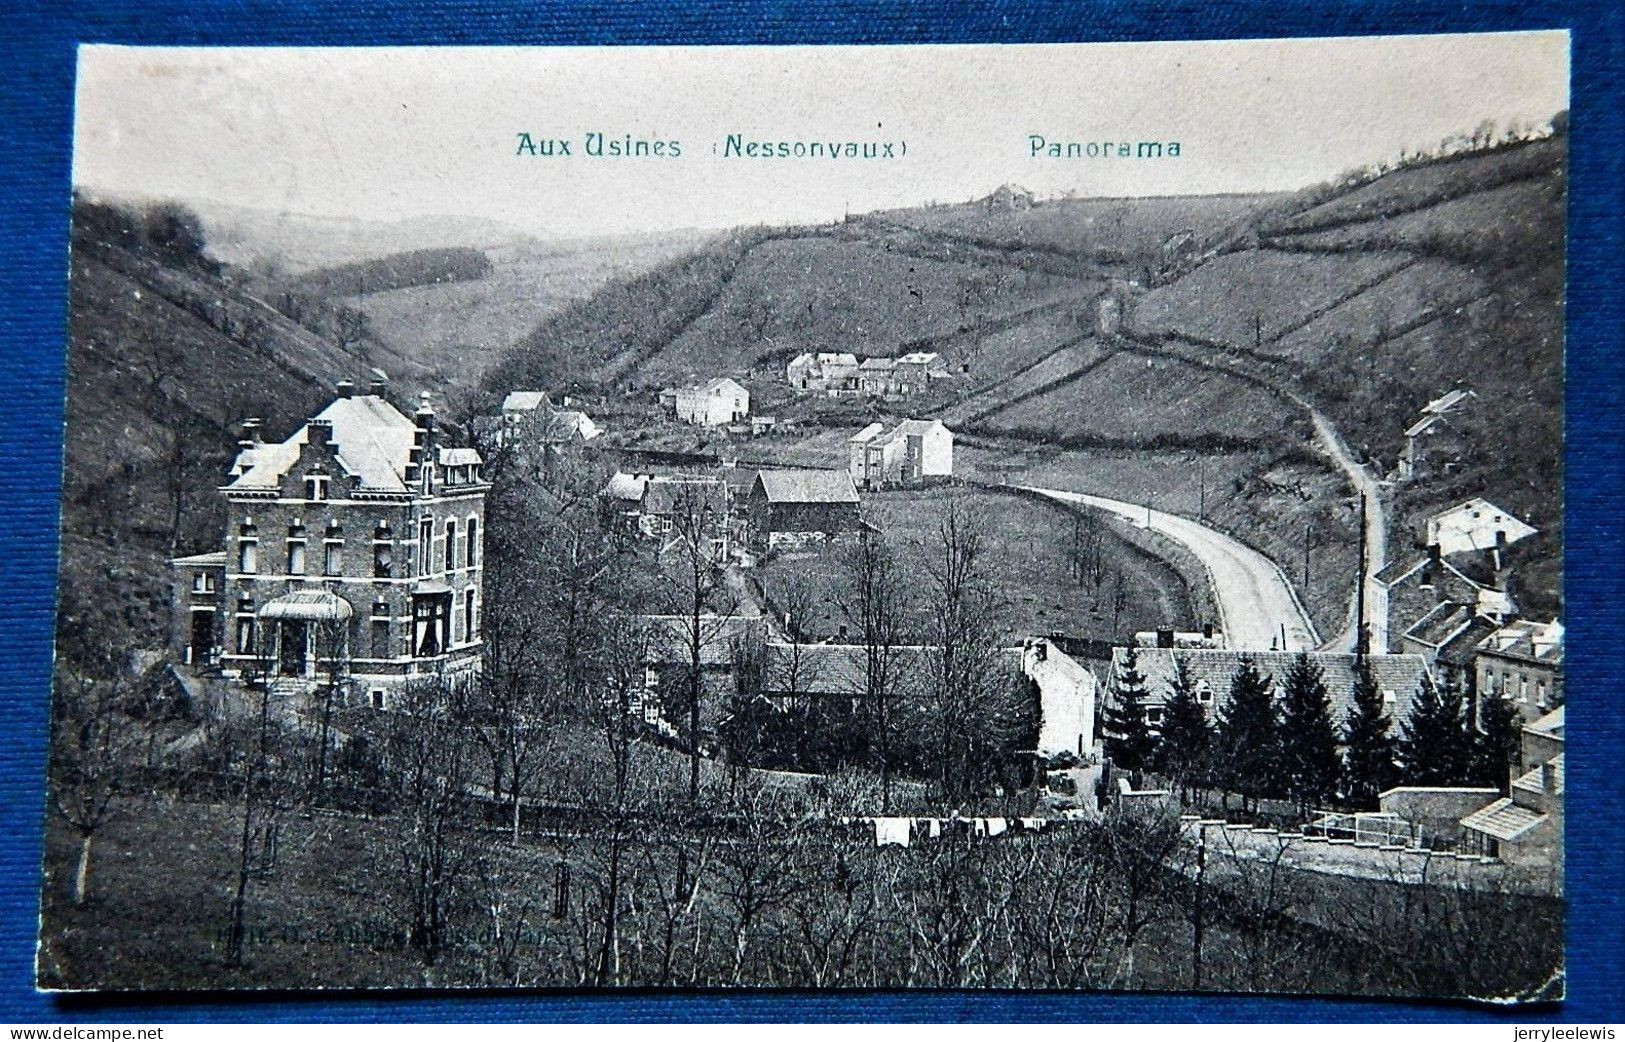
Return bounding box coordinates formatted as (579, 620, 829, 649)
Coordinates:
(188, 610, 213, 666)
(278, 621, 308, 677)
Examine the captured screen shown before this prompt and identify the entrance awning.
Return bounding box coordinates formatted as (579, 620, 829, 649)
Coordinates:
(412, 580, 453, 596)
(258, 591, 355, 622)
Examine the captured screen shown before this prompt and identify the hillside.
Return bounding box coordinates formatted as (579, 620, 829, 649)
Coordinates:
(294, 247, 494, 296)
(1124, 131, 1566, 612)
(57, 200, 435, 670)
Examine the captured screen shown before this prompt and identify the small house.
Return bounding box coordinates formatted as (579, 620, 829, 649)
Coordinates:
(673, 377, 750, 427)
(1425, 498, 1537, 557)
(848, 418, 954, 489)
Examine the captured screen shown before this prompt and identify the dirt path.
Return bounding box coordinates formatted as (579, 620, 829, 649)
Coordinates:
(1022, 486, 1318, 653)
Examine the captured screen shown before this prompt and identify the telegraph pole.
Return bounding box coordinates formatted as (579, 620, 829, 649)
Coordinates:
(1355, 492, 1369, 660)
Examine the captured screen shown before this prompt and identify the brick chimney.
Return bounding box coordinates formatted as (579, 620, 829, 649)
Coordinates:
(404, 392, 436, 488)
(308, 418, 333, 448)
(336, 379, 355, 399)
(369, 368, 390, 396)
(241, 418, 262, 447)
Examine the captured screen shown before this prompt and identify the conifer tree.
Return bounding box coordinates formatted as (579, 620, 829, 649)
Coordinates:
(1341, 659, 1398, 807)
(1472, 689, 1523, 794)
(1215, 655, 1277, 811)
(1103, 645, 1157, 776)
(1154, 655, 1212, 800)
(1398, 668, 1474, 786)
(1276, 653, 1342, 814)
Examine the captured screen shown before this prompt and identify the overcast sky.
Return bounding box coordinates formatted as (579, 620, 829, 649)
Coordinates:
(74, 33, 1568, 237)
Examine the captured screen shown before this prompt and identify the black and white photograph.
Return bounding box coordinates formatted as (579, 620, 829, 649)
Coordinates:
(39, 34, 1567, 999)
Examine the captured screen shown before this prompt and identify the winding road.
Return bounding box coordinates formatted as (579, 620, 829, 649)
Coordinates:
(1023, 486, 1319, 653)
(1301, 403, 1388, 654)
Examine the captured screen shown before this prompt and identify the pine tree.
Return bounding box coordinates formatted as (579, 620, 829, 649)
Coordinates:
(1103, 645, 1158, 775)
(1154, 655, 1212, 799)
(1276, 653, 1342, 814)
(1341, 660, 1398, 808)
(1472, 689, 1522, 794)
(1398, 668, 1474, 786)
(1215, 655, 1278, 810)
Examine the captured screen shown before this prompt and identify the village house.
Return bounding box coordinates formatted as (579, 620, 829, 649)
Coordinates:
(1108, 648, 1432, 735)
(633, 614, 765, 733)
(670, 377, 750, 427)
(1474, 617, 1564, 723)
(169, 380, 488, 706)
(500, 390, 602, 445)
(1397, 387, 1477, 481)
(785, 351, 860, 394)
(847, 418, 955, 490)
(984, 183, 1035, 212)
(894, 351, 949, 388)
(746, 469, 862, 550)
(1370, 540, 1514, 656)
(1425, 497, 1537, 557)
(857, 357, 902, 399)
(602, 471, 732, 558)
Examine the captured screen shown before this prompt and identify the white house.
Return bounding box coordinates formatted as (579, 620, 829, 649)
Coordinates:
(1023, 638, 1096, 758)
(673, 377, 750, 427)
(1426, 498, 1538, 556)
(848, 418, 954, 489)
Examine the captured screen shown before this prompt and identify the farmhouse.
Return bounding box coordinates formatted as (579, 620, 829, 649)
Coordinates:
(170, 380, 488, 705)
(847, 418, 954, 490)
(671, 377, 750, 426)
(746, 469, 861, 550)
(1370, 541, 1514, 655)
(1108, 648, 1432, 735)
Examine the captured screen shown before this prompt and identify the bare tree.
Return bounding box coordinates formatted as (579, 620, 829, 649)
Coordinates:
(50, 671, 137, 908)
(841, 529, 909, 812)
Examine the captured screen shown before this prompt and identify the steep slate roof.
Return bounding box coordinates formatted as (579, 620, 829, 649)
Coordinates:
(1427, 497, 1538, 550)
(753, 469, 859, 505)
(817, 352, 859, 366)
(859, 358, 896, 371)
(1117, 648, 1433, 725)
(639, 614, 761, 667)
(502, 390, 550, 412)
(227, 394, 419, 494)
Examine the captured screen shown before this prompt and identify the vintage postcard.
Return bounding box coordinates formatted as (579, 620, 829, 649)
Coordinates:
(41, 34, 1566, 998)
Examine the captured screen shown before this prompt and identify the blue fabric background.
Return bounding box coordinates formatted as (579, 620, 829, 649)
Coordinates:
(0, 0, 1618, 1024)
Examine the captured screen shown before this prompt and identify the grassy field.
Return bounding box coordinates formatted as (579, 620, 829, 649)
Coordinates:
(754, 485, 1195, 645)
(974, 350, 1297, 448)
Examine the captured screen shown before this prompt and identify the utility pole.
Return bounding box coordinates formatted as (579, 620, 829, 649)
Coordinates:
(1355, 492, 1369, 660)
(1198, 456, 1206, 522)
(1303, 519, 1312, 593)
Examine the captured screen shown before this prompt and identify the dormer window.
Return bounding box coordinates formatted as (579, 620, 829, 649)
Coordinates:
(1196, 680, 1213, 705)
(306, 474, 330, 501)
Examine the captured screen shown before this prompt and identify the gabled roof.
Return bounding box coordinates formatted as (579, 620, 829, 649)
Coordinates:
(787, 352, 816, 368)
(1404, 601, 1477, 648)
(897, 351, 939, 365)
(694, 377, 747, 397)
(639, 614, 760, 666)
(753, 469, 859, 505)
(1404, 413, 1444, 438)
(1423, 388, 1475, 415)
(227, 394, 418, 494)
(817, 352, 859, 366)
(437, 447, 483, 467)
(859, 358, 896, 371)
(502, 390, 550, 412)
(641, 476, 728, 516)
(849, 422, 886, 444)
(605, 472, 651, 503)
(1427, 498, 1538, 549)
